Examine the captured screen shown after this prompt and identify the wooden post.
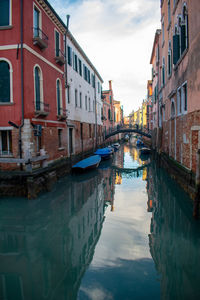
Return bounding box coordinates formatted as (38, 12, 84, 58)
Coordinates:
(193, 149, 200, 219)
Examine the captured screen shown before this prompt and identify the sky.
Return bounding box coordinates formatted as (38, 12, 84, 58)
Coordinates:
(49, 0, 161, 116)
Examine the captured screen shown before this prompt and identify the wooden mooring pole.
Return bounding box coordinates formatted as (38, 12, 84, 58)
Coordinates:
(193, 149, 200, 219)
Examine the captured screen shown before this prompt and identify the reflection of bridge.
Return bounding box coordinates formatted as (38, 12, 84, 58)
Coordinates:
(112, 163, 150, 173)
(105, 126, 152, 139)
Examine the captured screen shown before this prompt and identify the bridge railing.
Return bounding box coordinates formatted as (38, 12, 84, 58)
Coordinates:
(104, 124, 152, 137)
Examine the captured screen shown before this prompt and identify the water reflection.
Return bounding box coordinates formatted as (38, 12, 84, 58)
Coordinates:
(0, 145, 198, 300)
(0, 168, 114, 300)
(147, 162, 200, 300)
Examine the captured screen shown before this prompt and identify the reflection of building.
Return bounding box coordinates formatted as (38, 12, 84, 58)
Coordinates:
(115, 172, 122, 185)
(146, 162, 200, 299)
(0, 171, 106, 300)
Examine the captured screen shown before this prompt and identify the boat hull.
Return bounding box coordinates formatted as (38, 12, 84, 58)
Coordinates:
(72, 155, 101, 172)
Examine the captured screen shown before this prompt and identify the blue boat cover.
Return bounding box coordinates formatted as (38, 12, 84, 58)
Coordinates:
(94, 147, 113, 155)
(72, 155, 101, 169)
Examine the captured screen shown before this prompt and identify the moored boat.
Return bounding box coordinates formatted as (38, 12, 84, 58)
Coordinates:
(94, 147, 113, 160)
(136, 139, 144, 147)
(112, 143, 120, 151)
(139, 147, 151, 155)
(72, 155, 101, 171)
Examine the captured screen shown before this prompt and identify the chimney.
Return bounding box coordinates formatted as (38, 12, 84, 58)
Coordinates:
(109, 80, 112, 91)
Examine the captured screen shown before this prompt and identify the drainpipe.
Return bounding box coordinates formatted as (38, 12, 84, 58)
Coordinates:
(19, 0, 24, 168)
(65, 15, 70, 88)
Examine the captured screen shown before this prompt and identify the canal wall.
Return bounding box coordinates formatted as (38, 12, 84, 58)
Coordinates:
(0, 139, 122, 199)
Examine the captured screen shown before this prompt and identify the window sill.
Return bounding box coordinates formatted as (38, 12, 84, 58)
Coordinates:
(58, 147, 65, 151)
(0, 25, 13, 30)
(0, 102, 14, 105)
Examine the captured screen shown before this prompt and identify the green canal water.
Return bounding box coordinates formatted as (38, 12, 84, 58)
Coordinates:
(0, 144, 200, 300)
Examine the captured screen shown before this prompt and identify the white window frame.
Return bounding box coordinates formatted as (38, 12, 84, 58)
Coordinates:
(0, 58, 13, 103)
(177, 87, 182, 116)
(0, 129, 12, 156)
(56, 78, 62, 115)
(33, 3, 42, 38)
(33, 64, 44, 111)
(182, 81, 187, 114)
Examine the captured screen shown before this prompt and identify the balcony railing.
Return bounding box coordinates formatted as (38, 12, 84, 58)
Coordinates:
(33, 27, 48, 49)
(55, 49, 65, 66)
(57, 108, 69, 120)
(35, 101, 50, 117)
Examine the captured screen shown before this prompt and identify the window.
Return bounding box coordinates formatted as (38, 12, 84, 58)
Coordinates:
(88, 70, 90, 84)
(79, 59, 82, 76)
(85, 95, 87, 110)
(33, 6, 41, 38)
(109, 95, 112, 104)
(162, 19, 164, 45)
(80, 92, 82, 108)
(92, 74, 95, 88)
(173, 26, 180, 65)
(84, 65, 87, 81)
(67, 86, 70, 104)
(162, 57, 165, 86)
(56, 79, 62, 115)
(58, 129, 62, 148)
(0, 130, 12, 155)
(182, 82, 187, 113)
(75, 89, 78, 107)
(0, 0, 10, 26)
(168, 0, 171, 25)
(168, 41, 172, 76)
(171, 99, 175, 118)
(55, 30, 60, 57)
(177, 87, 182, 115)
(0, 60, 11, 103)
(67, 46, 72, 66)
(34, 66, 43, 110)
(98, 82, 100, 93)
(181, 5, 188, 53)
(89, 97, 91, 111)
(74, 54, 78, 72)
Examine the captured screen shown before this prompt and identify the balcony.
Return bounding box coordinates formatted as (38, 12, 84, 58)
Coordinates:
(33, 28, 48, 50)
(34, 101, 50, 117)
(57, 108, 69, 120)
(55, 49, 65, 66)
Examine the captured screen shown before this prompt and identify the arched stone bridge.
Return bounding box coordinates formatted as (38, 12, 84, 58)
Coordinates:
(105, 127, 152, 139)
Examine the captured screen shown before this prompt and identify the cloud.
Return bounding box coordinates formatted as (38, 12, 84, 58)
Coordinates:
(49, 0, 160, 115)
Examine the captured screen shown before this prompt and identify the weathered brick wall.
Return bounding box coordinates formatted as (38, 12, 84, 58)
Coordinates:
(161, 111, 200, 173)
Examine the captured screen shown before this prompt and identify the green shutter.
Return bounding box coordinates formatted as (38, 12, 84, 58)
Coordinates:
(67, 46, 72, 66)
(0, 61, 10, 102)
(55, 31, 60, 57)
(0, 0, 9, 26)
(181, 25, 186, 54)
(173, 34, 180, 65)
(57, 80, 61, 114)
(35, 67, 40, 110)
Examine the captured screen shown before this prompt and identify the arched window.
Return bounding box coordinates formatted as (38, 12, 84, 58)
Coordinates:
(0, 60, 10, 103)
(34, 66, 43, 111)
(171, 99, 175, 119)
(168, 41, 172, 76)
(162, 57, 165, 86)
(181, 4, 188, 53)
(56, 79, 62, 115)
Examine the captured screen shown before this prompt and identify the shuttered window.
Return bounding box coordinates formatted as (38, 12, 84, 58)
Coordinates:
(67, 46, 72, 66)
(57, 80, 61, 115)
(173, 34, 180, 65)
(0, 0, 10, 26)
(79, 59, 82, 76)
(33, 6, 40, 37)
(0, 61, 10, 102)
(181, 25, 186, 54)
(35, 67, 41, 110)
(55, 31, 60, 57)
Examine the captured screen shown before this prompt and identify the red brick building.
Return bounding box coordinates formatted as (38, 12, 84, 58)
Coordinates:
(150, 0, 200, 174)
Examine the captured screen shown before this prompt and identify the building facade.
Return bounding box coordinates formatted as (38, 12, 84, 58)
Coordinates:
(150, 0, 200, 174)
(0, 0, 104, 170)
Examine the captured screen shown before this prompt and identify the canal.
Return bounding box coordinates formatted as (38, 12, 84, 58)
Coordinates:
(0, 144, 200, 299)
